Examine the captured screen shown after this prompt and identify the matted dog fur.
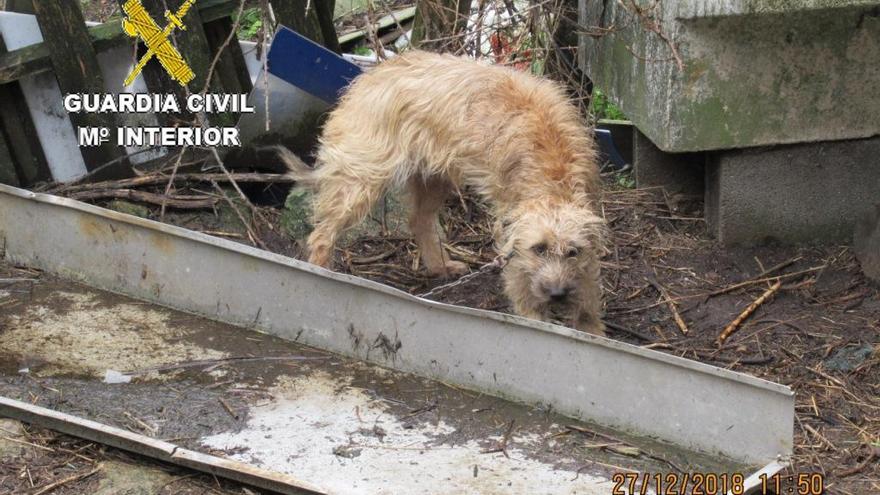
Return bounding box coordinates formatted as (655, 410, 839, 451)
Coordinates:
(277, 50, 607, 336)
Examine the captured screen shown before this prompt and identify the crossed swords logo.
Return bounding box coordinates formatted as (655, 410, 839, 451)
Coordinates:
(121, 0, 196, 87)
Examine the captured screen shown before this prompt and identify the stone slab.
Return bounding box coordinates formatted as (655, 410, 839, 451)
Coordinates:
(579, 0, 880, 152)
(706, 137, 880, 245)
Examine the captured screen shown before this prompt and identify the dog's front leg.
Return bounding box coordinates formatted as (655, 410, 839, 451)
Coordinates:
(509, 297, 547, 324)
(572, 307, 606, 337)
(408, 176, 468, 278)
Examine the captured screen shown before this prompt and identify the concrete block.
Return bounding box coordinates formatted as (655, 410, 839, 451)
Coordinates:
(633, 129, 704, 196)
(854, 204, 880, 283)
(706, 137, 880, 245)
(579, 0, 880, 152)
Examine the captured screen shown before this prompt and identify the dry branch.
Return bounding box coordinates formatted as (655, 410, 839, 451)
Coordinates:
(31, 465, 101, 495)
(68, 189, 217, 209)
(716, 280, 782, 345)
(57, 173, 294, 194)
(646, 276, 688, 335)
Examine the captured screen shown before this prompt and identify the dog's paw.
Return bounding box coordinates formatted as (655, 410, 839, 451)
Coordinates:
(430, 260, 469, 279)
(575, 318, 606, 337)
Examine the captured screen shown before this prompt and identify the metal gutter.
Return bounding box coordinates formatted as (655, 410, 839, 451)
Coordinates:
(0, 184, 794, 465)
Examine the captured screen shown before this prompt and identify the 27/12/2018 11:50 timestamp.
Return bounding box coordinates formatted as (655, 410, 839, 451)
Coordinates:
(610, 471, 825, 494)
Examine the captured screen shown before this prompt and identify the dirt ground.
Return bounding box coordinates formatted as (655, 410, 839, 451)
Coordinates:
(0, 261, 733, 494)
(0, 263, 268, 494)
(47, 166, 878, 494)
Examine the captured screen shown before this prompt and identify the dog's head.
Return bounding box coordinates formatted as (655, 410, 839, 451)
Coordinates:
(498, 202, 606, 311)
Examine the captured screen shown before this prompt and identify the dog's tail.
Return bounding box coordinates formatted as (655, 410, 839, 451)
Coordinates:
(266, 145, 317, 186)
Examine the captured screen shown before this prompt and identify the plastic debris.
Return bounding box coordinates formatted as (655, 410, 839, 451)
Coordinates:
(104, 369, 133, 384)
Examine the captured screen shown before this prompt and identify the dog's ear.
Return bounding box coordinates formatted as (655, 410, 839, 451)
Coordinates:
(494, 218, 518, 258)
(492, 216, 514, 251)
(578, 211, 609, 256)
(498, 235, 516, 259)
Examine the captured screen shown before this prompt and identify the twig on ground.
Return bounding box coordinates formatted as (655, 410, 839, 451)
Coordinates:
(481, 419, 516, 458)
(30, 465, 102, 495)
(123, 355, 326, 375)
(645, 275, 688, 335)
(123, 411, 157, 435)
(603, 320, 655, 342)
(350, 247, 398, 264)
(160, 147, 188, 219)
(210, 180, 268, 249)
(836, 445, 879, 477)
(716, 280, 782, 345)
(706, 266, 821, 299)
(218, 397, 240, 420)
(0, 435, 55, 452)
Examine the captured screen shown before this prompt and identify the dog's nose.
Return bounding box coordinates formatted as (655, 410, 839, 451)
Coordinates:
(548, 287, 570, 302)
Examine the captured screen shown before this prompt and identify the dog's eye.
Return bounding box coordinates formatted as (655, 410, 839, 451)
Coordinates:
(566, 247, 580, 257)
(532, 243, 548, 255)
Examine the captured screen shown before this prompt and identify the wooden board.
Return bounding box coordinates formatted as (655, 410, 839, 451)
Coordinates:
(33, 2, 130, 178)
(0, 35, 50, 186)
(0, 0, 241, 85)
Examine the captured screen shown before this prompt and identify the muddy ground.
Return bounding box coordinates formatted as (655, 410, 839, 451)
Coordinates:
(0, 261, 733, 494)
(41, 166, 879, 495)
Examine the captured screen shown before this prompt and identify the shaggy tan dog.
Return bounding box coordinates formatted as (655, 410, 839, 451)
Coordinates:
(277, 51, 607, 336)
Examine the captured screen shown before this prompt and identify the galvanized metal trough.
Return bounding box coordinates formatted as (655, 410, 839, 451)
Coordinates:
(0, 183, 794, 492)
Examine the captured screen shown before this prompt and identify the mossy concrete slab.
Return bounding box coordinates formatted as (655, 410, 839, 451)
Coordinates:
(579, 0, 880, 152)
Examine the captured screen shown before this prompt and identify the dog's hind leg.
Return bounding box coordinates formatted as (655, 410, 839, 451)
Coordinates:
(408, 175, 468, 278)
(307, 174, 386, 268)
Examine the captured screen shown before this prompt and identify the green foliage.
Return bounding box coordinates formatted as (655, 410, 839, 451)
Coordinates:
(352, 46, 373, 56)
(592, 89, 627, 121)
(614, 171, 635, 189)
(107, 200, 150, 218)
(237, 8, 263, 41)
(280, 188, 314, 240)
